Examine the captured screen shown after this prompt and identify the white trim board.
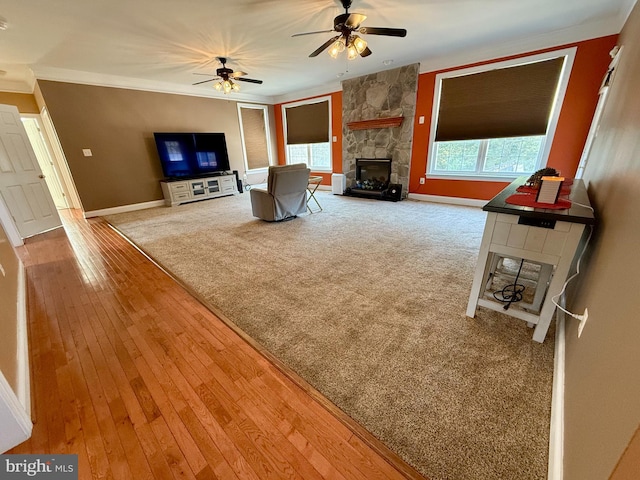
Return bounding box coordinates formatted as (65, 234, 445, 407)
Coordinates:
(407, 193, 486, 208)
(0, 368, 32, 453)
(16, 262, 30, 417)
(0, 194, 23, 247)
(548, 309, 567, 480)
(84, 200, 165, 218)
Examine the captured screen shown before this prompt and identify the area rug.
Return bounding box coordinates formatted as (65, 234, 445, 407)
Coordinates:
(105, 192, 555, 480)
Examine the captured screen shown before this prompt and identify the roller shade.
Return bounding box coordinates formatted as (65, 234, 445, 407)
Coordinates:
(285, 100, 329, 144)
(435, 57, 565, 141)
(239, 107, 269, 170)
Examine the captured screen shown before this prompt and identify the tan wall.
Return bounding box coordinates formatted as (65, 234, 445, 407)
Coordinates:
(563, 2, 640, 479)
(37, 81, 260, 212)
(0, 220, 21, 394)
(0, 92, 39, 113)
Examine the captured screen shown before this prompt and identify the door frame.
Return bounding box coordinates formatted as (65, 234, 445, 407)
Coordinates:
(37, 108, 83, 210)
(20, 114, 68, 209)
(0, 195, 23, 247)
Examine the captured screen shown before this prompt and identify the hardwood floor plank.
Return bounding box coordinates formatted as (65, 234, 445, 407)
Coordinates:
(8, 212, 424, 480)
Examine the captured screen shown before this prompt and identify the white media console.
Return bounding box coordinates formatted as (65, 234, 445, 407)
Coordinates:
(160, 173, 238, 206)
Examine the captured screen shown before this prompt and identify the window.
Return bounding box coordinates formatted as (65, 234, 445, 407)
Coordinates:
(427, 49, 575, 179)
(433, 136, 544, 175)
(286, 142, 331, 170)
(282, 97, 332, 172)
(238, 104, 273, 172)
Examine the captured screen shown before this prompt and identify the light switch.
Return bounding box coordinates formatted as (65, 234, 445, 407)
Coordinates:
(82, 149, 93, 157)
(419, 116, 425, 124)
(332, 136, 337, 142)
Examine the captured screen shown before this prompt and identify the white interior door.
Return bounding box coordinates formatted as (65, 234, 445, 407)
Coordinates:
(0, 104, 62, 239)
(21, 117, 68, 210)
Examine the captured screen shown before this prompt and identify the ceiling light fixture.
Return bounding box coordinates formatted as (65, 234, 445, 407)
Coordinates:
(330, 34, 367, 61)
(214, 78, 240, 94)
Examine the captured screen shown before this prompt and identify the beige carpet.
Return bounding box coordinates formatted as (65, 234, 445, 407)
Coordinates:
(105, 192, 555, 480)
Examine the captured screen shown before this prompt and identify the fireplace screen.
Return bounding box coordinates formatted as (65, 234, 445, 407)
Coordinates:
(354, 158, 392, 191)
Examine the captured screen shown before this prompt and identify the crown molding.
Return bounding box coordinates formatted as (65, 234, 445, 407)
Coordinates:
(31, 66, 277, 104)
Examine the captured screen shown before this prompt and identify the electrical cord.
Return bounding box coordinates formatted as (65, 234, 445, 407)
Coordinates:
(551, 224, 594, 320)
(569, 199, 595, 211)
(493, 258, 526, 310)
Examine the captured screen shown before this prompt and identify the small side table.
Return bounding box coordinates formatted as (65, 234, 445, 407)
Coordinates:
(466, 177, 595, 343)
(307, 176, 323, 213)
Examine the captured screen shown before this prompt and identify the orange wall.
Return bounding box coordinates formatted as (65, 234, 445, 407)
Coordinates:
(274, 92, 343, 185)
(410, 35, 618, 200)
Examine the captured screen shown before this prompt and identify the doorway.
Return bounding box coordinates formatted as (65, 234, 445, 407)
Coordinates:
(21, 116, 68, 210)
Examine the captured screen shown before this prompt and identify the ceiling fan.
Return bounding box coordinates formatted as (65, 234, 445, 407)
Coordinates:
(292, 0, 407, 59)
(192, 57, 263, 93)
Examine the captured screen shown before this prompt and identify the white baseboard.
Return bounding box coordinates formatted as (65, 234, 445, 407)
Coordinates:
(84, 199, 166, 218)
(408, 193, 487, 208)
(16, 262, 30, 417)
(548, 309, 566, 480)
(0, 369, 32, 453)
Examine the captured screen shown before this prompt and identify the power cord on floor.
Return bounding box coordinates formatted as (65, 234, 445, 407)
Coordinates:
(493, 258, 526, 310)
(550, 224, 594, 321)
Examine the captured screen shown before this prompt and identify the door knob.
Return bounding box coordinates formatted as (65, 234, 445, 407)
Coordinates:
(38, 174, 46, 179)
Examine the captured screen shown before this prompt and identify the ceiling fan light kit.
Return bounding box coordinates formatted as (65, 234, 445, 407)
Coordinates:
(214, 79, 240, 94)
(192, 57, 262, 94)
(293, 0, 406, 60)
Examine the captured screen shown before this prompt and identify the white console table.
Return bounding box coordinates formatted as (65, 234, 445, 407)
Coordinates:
(466, 177, 595, 343)
(160, 173, 238, 206)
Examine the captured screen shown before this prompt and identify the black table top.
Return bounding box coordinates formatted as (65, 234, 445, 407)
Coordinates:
(483, 177, 596, 225)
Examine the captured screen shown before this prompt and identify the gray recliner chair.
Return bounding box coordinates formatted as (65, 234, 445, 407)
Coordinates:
(250, 163, 311, 221)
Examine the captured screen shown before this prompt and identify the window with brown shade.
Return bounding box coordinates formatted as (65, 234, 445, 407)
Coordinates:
(285, 100, 330, 145)
(435, 57, 565, 142)
(283, 98, 332, 171)
(427, 49, 575, 178)
(238, 104, 273, 172)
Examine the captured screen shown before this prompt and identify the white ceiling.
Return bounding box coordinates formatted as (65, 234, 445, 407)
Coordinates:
(0, 0, 635, 104)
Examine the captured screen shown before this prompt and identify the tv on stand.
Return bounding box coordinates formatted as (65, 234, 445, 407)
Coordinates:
(153, 132, 231, 180)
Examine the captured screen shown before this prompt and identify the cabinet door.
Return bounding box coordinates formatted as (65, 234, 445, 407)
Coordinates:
(206, 179, 220, 194)
(190, 180, 206, 197)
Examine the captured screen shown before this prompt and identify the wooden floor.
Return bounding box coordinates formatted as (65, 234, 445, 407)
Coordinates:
(9, 210, 423, 480)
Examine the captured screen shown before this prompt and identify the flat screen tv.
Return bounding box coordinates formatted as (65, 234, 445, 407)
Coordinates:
(154, 132, 231, 179)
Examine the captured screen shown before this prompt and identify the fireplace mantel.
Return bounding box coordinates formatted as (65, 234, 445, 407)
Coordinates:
(346, 116, 404, 131)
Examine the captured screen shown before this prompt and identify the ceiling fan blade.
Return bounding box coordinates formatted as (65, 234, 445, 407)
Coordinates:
(309, 36, 340, 57)
(359, 46, 372, 58)
(292, 29, 334, 37)
(345, 13, 366, 29)
(236, 77, 263, 84)
(192, 78, 217, 86)
(229, 71, 248, 78)
(358, 26, 407, 37)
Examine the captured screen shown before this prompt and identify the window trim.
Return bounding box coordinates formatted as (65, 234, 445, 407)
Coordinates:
(237, 103, 274, 174)
(426, 47, 577, 179)
(282, 96, 332, 172)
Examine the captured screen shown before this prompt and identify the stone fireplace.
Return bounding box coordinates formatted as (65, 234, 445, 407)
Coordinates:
(342, 63, 419, 198)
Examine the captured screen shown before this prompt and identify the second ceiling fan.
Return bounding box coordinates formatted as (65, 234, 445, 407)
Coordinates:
(192, 57, 262, 94)
(292, 0, 407, 59)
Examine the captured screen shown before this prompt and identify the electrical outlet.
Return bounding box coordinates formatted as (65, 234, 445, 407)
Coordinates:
(578, 308, 589, 337)
(419, 177, 426, 184)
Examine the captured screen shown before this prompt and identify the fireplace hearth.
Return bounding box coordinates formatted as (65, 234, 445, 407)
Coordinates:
(344, 158, 402, 201)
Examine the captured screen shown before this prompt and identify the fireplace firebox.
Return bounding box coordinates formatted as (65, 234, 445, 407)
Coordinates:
(345, 158, 402, 201)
